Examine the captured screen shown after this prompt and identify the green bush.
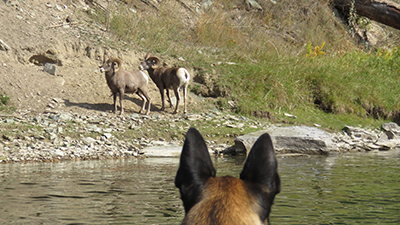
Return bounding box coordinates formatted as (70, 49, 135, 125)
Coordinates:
(0, 95, 10, 105)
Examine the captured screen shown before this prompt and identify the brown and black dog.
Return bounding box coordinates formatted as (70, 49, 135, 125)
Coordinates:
(175, 128, 281, 225)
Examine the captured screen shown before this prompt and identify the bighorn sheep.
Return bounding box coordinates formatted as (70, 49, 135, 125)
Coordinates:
(139, 54, 190, 114)
(100, 54, 151, 115)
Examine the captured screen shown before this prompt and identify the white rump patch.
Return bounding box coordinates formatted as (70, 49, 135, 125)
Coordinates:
(177, 68, 190, 84)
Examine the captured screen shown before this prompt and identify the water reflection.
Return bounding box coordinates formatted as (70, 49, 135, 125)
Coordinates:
(0, 158, 183, 224)
(1, 150, 399, 224)
(274, 150, 400, 224)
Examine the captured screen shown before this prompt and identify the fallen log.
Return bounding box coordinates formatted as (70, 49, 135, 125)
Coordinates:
(334, 0, 400, 30)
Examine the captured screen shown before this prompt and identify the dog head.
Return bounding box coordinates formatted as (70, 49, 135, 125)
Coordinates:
(175, 128, 281, 225)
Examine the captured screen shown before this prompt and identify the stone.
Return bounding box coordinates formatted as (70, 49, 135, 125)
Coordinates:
(0, 39, 10, 51)
(5, 119, 15, 123)
(245, 0, 263, 10)
(381, 122, 400, 139)
(43, 63, 57, 75)
(234, 126, 339, 155)
(53, 98, 64, 104)
(102, 133, 112, 139)
(343, 126, 378, 141)
(59, 113, 72, 121)
(49, 133, 58, 140)
(200, 0, 213, 11)
(151, 141, 169, 146)
(82, 137, 96, 145)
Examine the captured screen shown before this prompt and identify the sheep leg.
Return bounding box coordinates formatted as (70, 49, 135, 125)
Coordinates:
(137, 90, 151, 115)
(183, 85, 187, 114)
(112, 92, 118, 113)
(119, 89, 125, 115)
(159, 88, 166, 111)
(137, 92, 146, 114)
(173, 87, 181, 114)
(143, 91, 151, 115)
(166, 89, 173, 108)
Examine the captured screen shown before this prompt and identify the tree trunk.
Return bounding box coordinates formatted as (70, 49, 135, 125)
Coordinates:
(334, 0, 400, 30)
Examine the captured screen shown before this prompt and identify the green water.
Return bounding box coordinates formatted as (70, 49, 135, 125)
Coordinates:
(0, 150, 399, 224)
(273, 151, 400, 224)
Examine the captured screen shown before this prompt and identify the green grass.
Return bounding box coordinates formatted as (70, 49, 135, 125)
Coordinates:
(112, 115, 268, 145)
(0, 94, 15, 113)
(0, 95, 10, 105)
(213, 48, 400, 129)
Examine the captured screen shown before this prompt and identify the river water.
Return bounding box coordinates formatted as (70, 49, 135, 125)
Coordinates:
(0, 150, 399, 224)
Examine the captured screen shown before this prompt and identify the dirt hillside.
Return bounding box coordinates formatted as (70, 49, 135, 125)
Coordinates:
(0, 0, 204, 116)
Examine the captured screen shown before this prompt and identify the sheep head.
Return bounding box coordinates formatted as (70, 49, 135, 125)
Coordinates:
(139, 55, 160, 71)
(100, 57, 122, 73)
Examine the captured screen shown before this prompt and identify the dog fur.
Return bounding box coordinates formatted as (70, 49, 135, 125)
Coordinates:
(175, 128, 281, 225)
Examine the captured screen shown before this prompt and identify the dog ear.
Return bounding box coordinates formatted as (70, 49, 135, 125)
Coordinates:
(240, 133, 281, 220)
(175, 127, 216, 213)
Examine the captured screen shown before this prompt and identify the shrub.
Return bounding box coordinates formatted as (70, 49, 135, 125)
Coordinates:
(0, 95, 10, 105)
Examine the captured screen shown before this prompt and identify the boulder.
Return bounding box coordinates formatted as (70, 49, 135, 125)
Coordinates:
(381, 122, 400, 139)
(234, 126, 339, 155)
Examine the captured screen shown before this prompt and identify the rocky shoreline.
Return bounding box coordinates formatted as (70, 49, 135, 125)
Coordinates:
(2, 103, 400, 163)
(233, 123, 400, 156)
(0, 104, 237, 163)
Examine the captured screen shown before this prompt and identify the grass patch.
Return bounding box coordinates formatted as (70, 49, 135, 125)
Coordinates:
(113, 114, 269, 145)
(0, 94, 15, 113)
(0, 95, 10, 105)
(214, 48, 400, 126)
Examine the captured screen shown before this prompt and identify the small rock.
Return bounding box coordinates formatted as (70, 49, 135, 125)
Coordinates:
(43, 63, 56, 75)
(284, 113, 297, 119)
(59, 113, 72, 121)
(82, 137, 96, 145)
(49, 133, 58, 140)
(53, 98, 64, 103)
(0, 39, 10, 51)
(102, 133, 112, 139)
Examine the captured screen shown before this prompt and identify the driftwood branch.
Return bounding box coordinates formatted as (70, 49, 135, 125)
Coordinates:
(334, 0, 400, 30)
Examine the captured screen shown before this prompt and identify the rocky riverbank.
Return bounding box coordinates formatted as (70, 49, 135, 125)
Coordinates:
(2, 102, 400, 163)
(234, 123, 400, 156)
(0, 104, 246, 163)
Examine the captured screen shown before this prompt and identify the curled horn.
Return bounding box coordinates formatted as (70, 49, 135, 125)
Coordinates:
(103, 53, 109, 63)
(147, 56, 160, 69)
(110, 58, 122, 72)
